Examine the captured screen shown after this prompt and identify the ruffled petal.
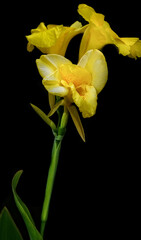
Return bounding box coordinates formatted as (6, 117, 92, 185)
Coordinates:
(70, 83, 97, 118)
(26, 26, 57, 50)
(130, 39, 141, 59)
(26, 21, 86, 55)
(31, 22, 47, 33)
(78, 4, 104, 26)
(116, 38, 141, 59)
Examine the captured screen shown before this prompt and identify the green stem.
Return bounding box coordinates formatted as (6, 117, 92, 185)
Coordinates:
(40, 138, 62, 237)
(40, 108, 68, 237)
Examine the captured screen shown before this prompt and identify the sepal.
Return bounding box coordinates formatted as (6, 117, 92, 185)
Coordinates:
(67, 105, 85, 142)
(30, 103, 56, 131)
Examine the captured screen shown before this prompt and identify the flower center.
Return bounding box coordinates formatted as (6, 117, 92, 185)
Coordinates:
(59, 63, 92, 87)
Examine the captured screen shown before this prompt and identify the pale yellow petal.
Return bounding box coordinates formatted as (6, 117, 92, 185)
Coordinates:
(78, 49, 94, 67)
(36, 58, 54, 78)
(43, 54, 71, 69)
(36, 54, 71, 78)
(79, 49, 108, 94)
(42, 70, 58, 84)
(70, 21, 82, 29)
(44, 84, 69, 97)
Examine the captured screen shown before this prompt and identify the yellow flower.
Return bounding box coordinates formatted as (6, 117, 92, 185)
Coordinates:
(78, 4, 141, 59)
(26, 21, 87, 56)
(36, 49, 108, 140)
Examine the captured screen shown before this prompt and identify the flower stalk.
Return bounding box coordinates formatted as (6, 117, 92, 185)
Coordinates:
(40, 107, 68, 237)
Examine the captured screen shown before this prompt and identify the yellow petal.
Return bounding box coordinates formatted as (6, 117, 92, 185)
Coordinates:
(117, 38, 141, 59)
(47, 22, 87, 56)
(59, 63, 91, 87)
(114, 38, 130, 56)
(78, 4, 104, 26)
(26, 27, 56, 50)
(78, 4, 94, 22)
(78, 49, 108, 94)
(70, 83, 97, 118)
(79, 23, 114, 59)
(31, 22, 47, 33)
(130, 40, 141, 59)
(36, 58, 54, 78)
(26, 21, 86, 55)
(26, 23, 47, 53)
(67, 105, 85, 142)
(27, 42, 34, 52)
(26, 23, 65, 53)
(119, 37, 138, 46)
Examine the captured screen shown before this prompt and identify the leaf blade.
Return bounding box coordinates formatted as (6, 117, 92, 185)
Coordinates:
(0, 207, 23, 240)
(12, 170, 43, 240)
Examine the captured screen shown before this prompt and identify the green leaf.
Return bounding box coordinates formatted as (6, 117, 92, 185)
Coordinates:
(12, 170, 43, 240)
(0, 207, 23, 240)
(30, 103, 56, 131)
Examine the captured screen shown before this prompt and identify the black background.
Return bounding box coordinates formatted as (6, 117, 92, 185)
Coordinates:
(1, 0, 141, 239)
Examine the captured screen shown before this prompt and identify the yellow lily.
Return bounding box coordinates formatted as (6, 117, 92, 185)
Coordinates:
(26, 21, 87, 56)
(36, 49, 108, 141)
(78, 4, 141, 59)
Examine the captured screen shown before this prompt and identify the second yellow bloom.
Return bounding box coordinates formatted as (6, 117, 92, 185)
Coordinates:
(78, 4, 141, 59)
